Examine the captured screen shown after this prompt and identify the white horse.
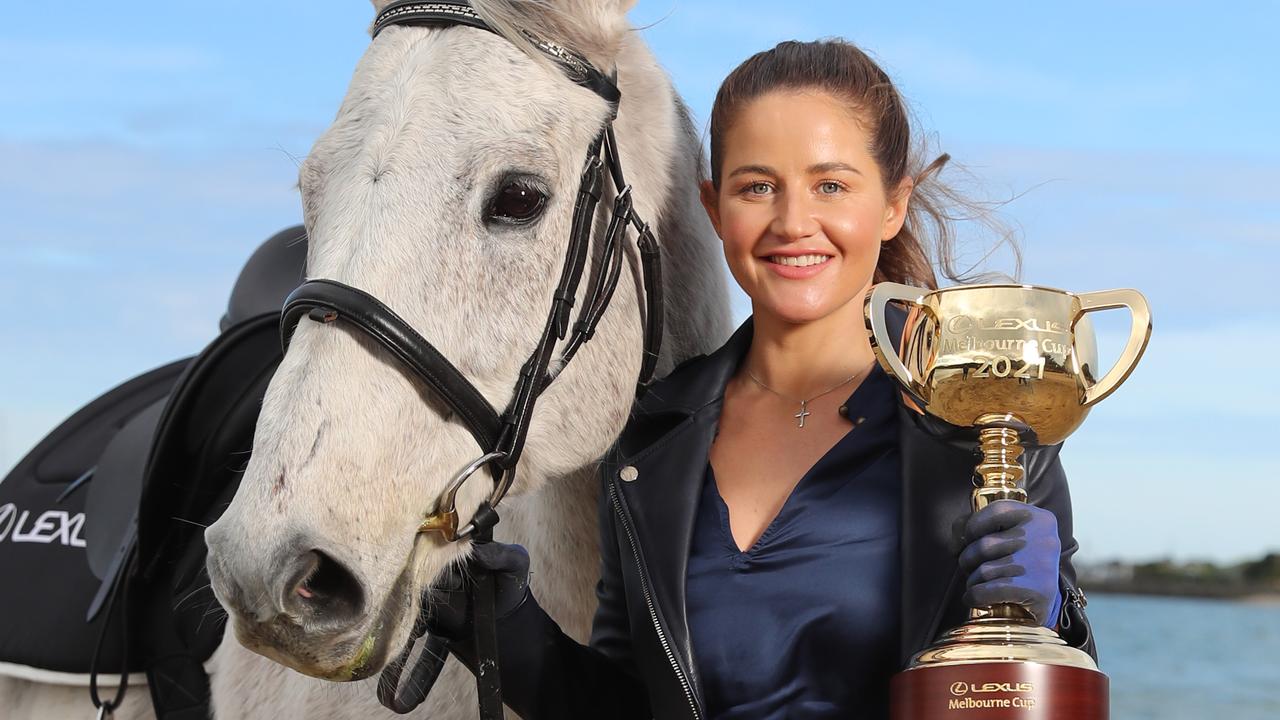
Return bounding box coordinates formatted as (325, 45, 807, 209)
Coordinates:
(0, 0, 728, 717)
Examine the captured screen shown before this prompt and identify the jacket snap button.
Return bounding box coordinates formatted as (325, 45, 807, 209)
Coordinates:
(619, 465, 639, 482)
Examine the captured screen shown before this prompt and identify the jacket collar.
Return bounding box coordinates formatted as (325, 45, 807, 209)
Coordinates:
(633, 317, 754, 419)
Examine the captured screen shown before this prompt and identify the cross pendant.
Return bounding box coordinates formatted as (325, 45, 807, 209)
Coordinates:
(794, 401, 811, 428)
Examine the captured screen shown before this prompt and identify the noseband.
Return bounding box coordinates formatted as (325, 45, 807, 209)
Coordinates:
(278, 1, 664, 714)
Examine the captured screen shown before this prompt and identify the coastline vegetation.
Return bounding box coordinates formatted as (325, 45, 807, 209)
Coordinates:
(1078, 552, 1280, 600)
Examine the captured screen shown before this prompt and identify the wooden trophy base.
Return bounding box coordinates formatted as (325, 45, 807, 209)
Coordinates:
(890, 618, 1107, 719)
(891, 660, 1108, 719)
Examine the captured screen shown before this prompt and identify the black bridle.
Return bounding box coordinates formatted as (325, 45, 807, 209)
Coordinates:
(278, 0, 664, 715)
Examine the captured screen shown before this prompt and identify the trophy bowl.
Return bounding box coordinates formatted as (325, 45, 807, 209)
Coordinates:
(866, 283, 1150, 446)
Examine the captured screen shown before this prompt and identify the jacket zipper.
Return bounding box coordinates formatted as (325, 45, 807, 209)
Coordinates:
(608, 477, 701, 720)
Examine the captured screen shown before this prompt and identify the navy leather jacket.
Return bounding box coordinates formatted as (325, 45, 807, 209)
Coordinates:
(483, 319, 1096, 720)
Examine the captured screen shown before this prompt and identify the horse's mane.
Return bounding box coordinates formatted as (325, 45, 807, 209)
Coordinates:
(470, 0, 631, 68)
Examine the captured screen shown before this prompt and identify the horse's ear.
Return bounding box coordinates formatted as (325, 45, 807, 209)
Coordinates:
(369, 0, 393, 13)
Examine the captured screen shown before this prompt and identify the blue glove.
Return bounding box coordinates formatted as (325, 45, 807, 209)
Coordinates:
(425, 541, 532, 641)
(958, 500, 1062, 627)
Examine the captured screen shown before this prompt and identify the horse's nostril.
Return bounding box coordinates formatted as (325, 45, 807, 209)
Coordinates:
(285, 549, 365, 624)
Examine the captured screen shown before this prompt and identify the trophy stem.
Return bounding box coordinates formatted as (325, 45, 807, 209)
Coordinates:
(973, 412, 1028, 509)
(971, 413, 1032, 622)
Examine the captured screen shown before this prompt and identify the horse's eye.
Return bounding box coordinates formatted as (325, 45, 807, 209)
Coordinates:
(487, 182, 548, 224)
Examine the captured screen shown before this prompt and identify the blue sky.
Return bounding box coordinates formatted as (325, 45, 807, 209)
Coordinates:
(2, 2, 1277, 562)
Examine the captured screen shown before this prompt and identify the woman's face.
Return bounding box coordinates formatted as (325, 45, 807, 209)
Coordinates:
(702, 90, 911, 325)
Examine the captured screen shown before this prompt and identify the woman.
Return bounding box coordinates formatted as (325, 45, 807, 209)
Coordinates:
(433, 39, 1095, 719)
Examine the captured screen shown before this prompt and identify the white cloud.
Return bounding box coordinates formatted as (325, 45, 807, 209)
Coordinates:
(0, 139, 301, 210)
(963, 144, 1280, 207)
(873, 36, 1201, 113)
(8, 245, 99, 269)
(0, 408, 75, 481)
(1088, 322, 1280, 420)
(1067, 450, 1279, 563)
(0, 39, 218, 74)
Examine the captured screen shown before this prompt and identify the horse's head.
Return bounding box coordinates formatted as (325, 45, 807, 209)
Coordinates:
(204, 0, 721, 681)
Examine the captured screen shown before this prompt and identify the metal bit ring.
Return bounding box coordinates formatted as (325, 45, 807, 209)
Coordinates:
(418, 451, 506, 542)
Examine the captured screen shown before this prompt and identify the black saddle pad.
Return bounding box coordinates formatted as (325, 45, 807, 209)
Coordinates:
(0, 311, 284, 679)
(0, 360, 187, 676)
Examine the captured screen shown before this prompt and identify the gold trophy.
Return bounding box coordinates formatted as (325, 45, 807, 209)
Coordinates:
(864, 283, 1151, 720)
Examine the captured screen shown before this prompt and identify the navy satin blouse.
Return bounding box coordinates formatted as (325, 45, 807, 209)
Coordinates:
(685, 365, 902, 719)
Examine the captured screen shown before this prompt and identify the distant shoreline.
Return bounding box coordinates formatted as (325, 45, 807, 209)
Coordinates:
(1085, 582, 1280, 602)
(1078, 553, 1280, 603)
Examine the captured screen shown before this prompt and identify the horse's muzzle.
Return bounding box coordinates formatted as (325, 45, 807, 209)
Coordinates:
(205, 529, 393, 680)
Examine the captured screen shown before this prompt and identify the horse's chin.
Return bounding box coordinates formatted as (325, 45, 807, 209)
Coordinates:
(236, 626, 390, 681)
(232, 569, 419, 682)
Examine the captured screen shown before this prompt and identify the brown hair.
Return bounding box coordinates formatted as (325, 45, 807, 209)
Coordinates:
(708, 39, 1019, 289)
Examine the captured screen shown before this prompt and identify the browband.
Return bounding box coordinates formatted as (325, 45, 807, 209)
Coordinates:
(371, 0, 621, 105)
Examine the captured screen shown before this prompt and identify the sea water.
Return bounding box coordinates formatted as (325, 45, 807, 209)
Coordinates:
(1090, 594, 1280, 719)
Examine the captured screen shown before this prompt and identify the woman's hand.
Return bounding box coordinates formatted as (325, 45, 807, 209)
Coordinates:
(958, 500, 1062, 627)
(426, 541, 532, 640)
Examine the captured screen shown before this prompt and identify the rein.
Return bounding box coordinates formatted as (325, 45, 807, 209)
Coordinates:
(279, 1, 664, 715)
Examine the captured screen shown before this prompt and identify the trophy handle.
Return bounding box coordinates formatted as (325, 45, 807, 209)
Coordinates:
(1073, 289, 1152, 407)
(864, 282, 932, 405)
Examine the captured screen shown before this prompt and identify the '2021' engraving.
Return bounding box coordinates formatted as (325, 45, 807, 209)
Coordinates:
(971, 355, 1046, 380)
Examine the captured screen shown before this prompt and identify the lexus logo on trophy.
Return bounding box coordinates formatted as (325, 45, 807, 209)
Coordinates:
(865, 282, 1152, 720)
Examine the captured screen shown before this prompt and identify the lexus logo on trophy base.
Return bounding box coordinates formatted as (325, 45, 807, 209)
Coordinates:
(865, 282, 1152, 720)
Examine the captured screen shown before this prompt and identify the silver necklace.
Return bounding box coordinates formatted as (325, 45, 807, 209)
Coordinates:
(746, 363, 872, 428)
